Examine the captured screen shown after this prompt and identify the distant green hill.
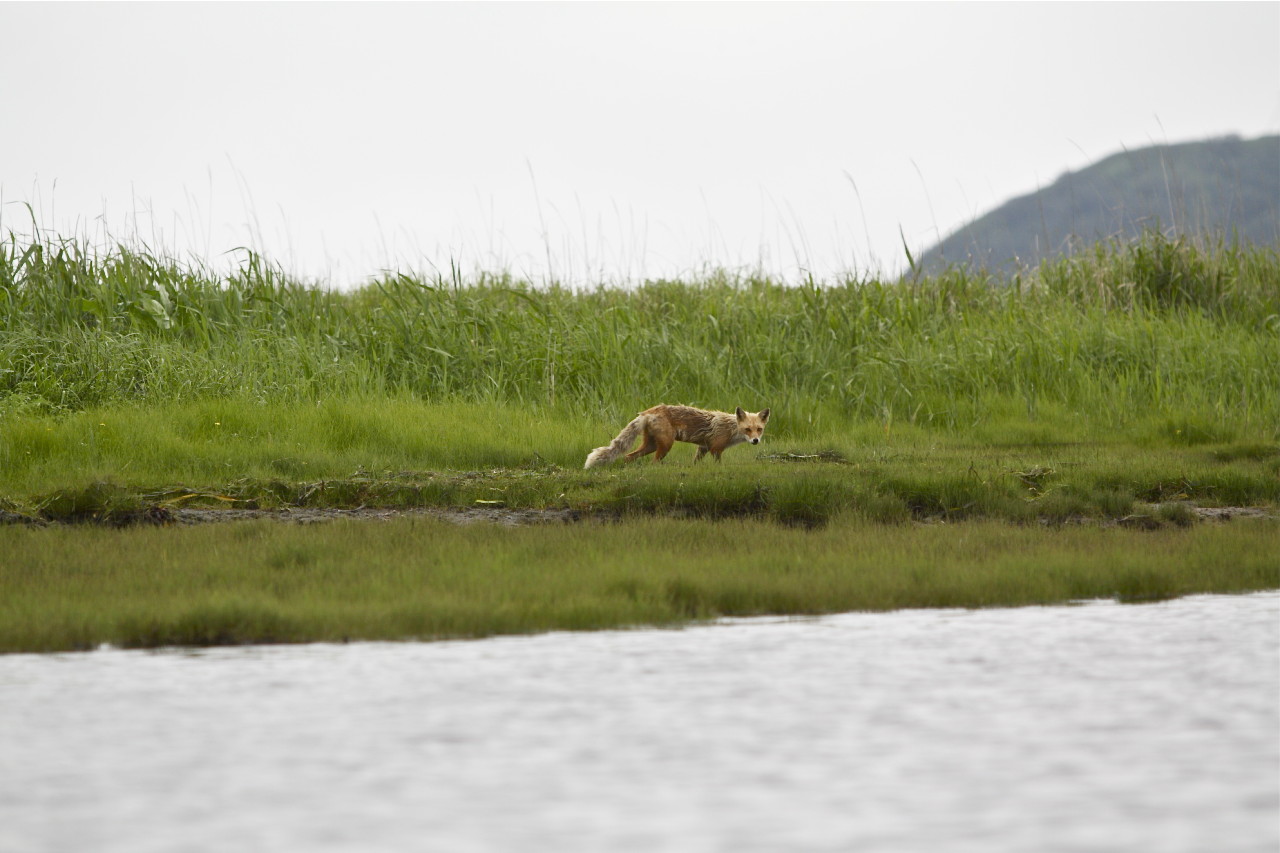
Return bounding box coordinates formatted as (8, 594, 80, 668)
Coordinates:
(916, 135, 1279, 275)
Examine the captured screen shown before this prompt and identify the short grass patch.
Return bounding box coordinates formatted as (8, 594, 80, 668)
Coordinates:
(1, 516, 1275, 653)
(2, 401, 1277, 528)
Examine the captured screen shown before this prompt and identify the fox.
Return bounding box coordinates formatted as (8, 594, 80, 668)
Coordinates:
(583, 405, 771, 469)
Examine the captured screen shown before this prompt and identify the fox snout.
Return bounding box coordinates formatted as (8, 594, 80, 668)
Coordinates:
(750, 437, 760, 444)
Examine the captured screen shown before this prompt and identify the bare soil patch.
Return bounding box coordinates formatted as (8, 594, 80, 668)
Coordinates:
(1192, 506, 1273, 521)
(167, 506, 586, 527)
(1, 502, 1272, 529)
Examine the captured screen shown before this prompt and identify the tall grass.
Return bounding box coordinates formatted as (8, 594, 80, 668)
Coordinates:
(2, 231, 1277, 440)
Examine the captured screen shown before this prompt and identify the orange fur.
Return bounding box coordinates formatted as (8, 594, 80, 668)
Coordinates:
(584, 405, 771, 469)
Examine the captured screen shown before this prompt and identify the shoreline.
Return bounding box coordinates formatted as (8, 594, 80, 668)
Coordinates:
(1, 502, 1274, 529)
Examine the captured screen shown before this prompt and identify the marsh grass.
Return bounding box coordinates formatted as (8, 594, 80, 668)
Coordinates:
(1, 515, 1275, 653)
(2, 402, 1276, 528)
(2, 228, 1276, 519)
(2, 230, 1277, 438)
(3, 230, 1278, 654)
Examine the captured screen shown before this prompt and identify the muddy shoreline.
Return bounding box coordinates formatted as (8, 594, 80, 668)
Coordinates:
(0, 505, 587, 528)
(169, 506, 588, 526)
(1, 504, 1272, 528)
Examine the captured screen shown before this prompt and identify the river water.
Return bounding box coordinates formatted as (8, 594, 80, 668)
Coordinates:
(2, 593, 1277, 853)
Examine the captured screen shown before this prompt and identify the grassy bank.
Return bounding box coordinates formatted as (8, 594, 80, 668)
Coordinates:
(0, 398, 1277, 526)
(2, 229, 1277, 520)
(1, 516, 1276, 653)
(2, 230, 1277, 653)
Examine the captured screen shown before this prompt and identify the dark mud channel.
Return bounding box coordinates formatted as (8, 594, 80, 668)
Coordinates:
(1, 504, 1272, 529)
(0, 505, 587, 528)
(169, 506, 586, 526)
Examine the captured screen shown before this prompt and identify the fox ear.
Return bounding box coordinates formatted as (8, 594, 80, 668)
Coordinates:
(735, 407, 746, 421)
(759, 408, 770, 423)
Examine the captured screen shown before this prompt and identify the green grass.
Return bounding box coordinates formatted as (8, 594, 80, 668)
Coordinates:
(1, 515, 1275, 653)
(2, 229, 1278, 653)
(0, 397, 1276, 527)
(3, 230, 1277, 438)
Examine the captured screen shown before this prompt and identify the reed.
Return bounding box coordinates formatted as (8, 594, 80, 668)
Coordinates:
(2, 230, 1277, 440)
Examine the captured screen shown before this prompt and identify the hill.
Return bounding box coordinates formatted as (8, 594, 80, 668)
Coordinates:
(916, 135, 1279, 275)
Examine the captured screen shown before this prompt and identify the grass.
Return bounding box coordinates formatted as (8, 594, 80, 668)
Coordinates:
(0, 398, 1276, 527)
(2, 230, 1277, 437)
(1, 515, 1275, 653)
(1, 228, 1278, 653)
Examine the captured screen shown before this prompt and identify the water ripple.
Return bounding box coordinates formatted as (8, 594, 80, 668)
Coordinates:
(2, 593, 1277, 853)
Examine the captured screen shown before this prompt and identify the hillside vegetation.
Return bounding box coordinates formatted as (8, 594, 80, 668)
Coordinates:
(917, 135, 1280, 274)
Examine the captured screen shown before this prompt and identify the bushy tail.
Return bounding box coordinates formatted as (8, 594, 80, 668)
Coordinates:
(584, 414, 647, 469)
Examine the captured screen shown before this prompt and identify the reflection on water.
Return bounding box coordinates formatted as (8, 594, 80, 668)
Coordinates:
(2, 593, 1277, 853)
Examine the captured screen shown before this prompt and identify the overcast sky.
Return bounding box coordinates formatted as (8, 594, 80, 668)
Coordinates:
(3, 2, 1278, 286)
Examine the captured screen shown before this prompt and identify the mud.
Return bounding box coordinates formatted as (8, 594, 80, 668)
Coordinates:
(1191, 506, 1273, 521)
(167, 506, 587, 527)
(0, 505, 590, 528)
(0, 503, 1271, 529)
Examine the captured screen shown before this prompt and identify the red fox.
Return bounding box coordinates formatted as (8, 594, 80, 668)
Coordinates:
(584, 405, 771, 469)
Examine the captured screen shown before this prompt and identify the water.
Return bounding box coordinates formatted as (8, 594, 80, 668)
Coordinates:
(2, 593, 1277, 853)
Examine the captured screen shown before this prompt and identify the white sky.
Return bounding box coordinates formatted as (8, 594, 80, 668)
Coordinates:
(3, 1, 1278, 286)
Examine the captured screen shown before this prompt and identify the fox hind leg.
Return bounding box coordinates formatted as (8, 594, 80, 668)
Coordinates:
(624, 422, 661, 462)
(624, 434, 657, 462)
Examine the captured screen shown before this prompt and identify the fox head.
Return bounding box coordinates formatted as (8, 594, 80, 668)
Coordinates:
(735, 407, 771, 445)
